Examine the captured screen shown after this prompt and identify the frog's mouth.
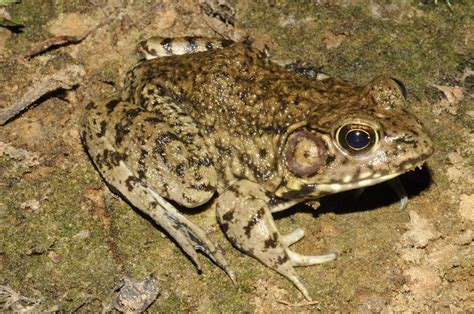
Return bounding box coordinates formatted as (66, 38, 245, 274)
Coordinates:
(277, 159, 427, 202)
(314, 171, 402, 194)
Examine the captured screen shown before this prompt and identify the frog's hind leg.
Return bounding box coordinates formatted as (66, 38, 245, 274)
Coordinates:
(81, 99, 236, 283)
(138, 36, 234, 60)
(216, 180, 335, 300)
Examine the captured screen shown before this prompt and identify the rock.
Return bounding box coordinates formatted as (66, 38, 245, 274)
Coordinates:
(400, 211, 440, 248)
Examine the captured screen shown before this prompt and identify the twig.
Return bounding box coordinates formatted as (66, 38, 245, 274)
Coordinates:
(0, 64, 85, 125)
(24, 35, 84, 58)
(0, 17, 111, 62)
(0, 285, 42, 311)
(273, 298, 320, 307)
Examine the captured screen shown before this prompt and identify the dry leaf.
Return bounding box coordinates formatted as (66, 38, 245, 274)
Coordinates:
(323, 31, 347, 50)
(432, 84, 464, 105)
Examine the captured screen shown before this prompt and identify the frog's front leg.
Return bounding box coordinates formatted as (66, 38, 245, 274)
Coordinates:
(216, 180, 336, 300)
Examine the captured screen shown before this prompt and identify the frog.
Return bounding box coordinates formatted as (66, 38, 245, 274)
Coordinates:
(80, 36, 434, 300)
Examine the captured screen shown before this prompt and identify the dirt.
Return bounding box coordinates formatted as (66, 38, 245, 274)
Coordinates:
(0, 0, 472, 312)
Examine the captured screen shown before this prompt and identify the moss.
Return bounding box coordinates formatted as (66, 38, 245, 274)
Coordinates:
(1, 0, 472, 311)
(7, 1, 56, 42)
(1, 158, 119, 309)
(239, 0, 469, 100)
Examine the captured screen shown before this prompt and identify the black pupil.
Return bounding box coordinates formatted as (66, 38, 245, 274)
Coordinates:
(346, 129, 370, 150)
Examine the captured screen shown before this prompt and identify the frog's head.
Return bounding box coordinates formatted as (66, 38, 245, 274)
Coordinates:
(275, 77, 434, 200)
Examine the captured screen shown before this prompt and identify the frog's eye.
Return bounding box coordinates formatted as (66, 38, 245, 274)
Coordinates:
(391, 78, 407, 99)
(285, 130, 327, 177)
(335, 123, 378, 155)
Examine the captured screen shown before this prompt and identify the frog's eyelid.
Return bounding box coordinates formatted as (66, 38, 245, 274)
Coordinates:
(391, 78, 407, 99)
(305, 126, 331, 136)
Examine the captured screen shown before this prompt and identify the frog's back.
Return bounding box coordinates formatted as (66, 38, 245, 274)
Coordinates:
(124, 43, 355, 137)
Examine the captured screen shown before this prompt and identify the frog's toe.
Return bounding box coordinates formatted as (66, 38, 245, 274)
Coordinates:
(282, 228, 305, 246)
(281, 228, 337, 267)
(288, 250, 337, 267)
(386, 177, 408, 209)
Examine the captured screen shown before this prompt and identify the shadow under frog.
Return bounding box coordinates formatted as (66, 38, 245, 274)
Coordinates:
(81, 36, 434, 300)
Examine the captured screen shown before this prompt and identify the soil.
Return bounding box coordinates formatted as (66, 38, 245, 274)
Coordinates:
(0, 0, 472, 312)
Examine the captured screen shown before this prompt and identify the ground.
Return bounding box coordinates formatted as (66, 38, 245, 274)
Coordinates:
(0, 0, 472, 312)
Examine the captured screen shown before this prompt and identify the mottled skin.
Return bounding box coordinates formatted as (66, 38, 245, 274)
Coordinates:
(81, 37, 434, 300)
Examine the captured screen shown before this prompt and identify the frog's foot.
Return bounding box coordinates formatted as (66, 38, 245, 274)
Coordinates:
(216, 180, 334, 300)
(285, 62, 330, 80)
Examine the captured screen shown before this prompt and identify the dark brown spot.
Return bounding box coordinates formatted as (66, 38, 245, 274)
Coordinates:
(155, 131, 179, 146)
(268, 194, 286, 207)
(222, 211, 234, 222)
(182, 193, 195, 205)
(238, 91, 249, 100)
(264, 232, 278, 249)
(243, 207, 265, 238)
(85, 101, 97, 110)
(137, 149, 148, 179)
(125, 176, 141, 192)
(125, 108, 142, 119)
(190, 184, 214, 192)
(114, 122, 130, 146)
(326, 154, 336, 165)
(280, 185, 315, 200)
(155, 84, 166, 96)
(275, 254, 289, 266)
(227, 185, 238, 193)
(160, 37, 173, 54)
(203, 125, 216, 133)
(185, 36, 197, 52)
(106, 99, 120, 114)
(261, 125, 285, 134)
(220, 222, 229, 233)
(216, 144, 233, 155)
(194, 155, 213, 167)
(175, 162, 185, 178)
(221, 39, 233, 48)
(97, 120, 107, 137)
(145, 117, 164, 124)
(101, 149, 124, 169)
